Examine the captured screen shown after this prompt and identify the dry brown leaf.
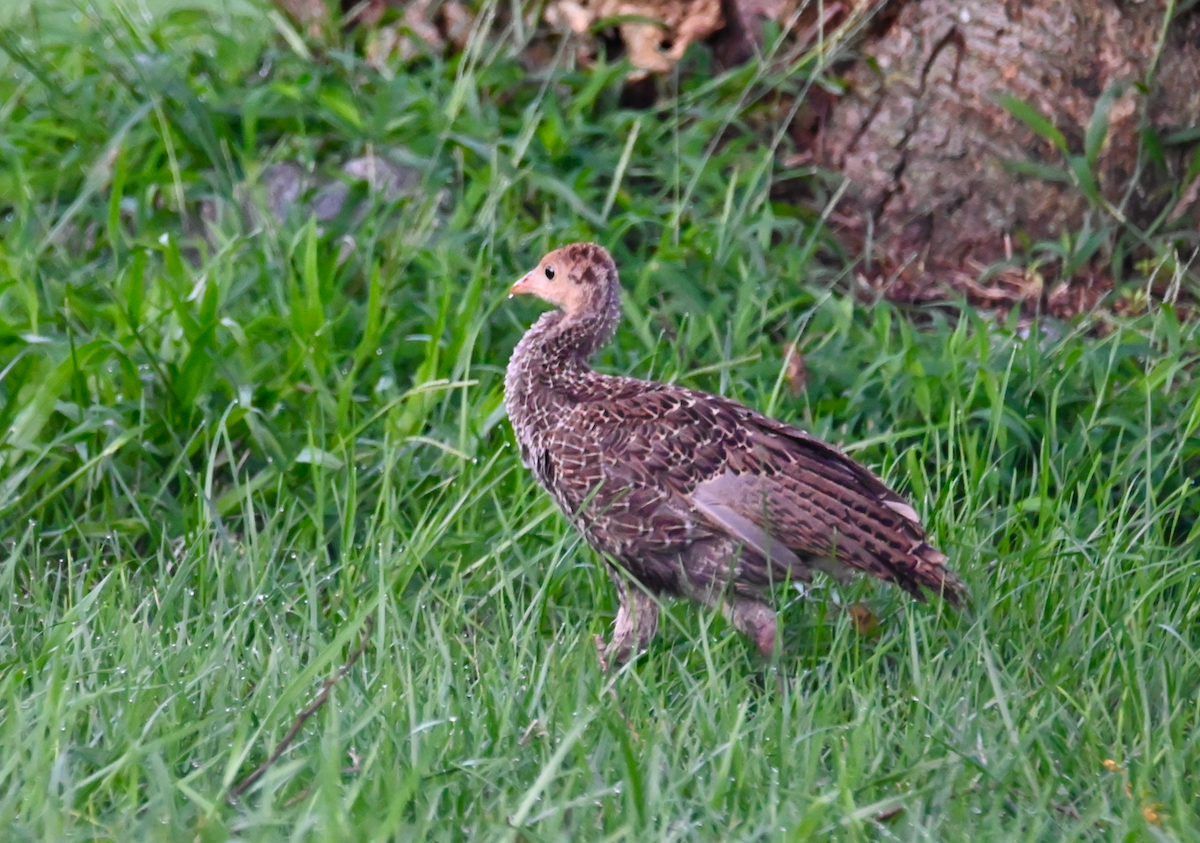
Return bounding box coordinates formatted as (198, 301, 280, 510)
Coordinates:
(872, 805, 905, 823)
(518, 719, 548, 745)
(273, 0, 331, 33)
(403, 0, 445, 49)
(782, 341, 807, 396)
(440, 1, 474, 50)
(544, 0, 725, 77)
(365, 0, 476, 69)
(847, 604, 879, 637)
(343, 0, 390, 29)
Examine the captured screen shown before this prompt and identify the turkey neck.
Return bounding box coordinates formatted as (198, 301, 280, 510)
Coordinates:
(504, 279, 621, 445)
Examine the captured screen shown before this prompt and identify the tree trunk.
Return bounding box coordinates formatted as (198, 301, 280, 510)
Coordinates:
(809, 0, 1200, 314)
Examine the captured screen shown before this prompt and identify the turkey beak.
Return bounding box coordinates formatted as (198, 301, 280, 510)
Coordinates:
(509, 271, 538, 297)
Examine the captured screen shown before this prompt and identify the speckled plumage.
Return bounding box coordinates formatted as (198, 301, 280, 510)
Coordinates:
(505, 243, 966, 666)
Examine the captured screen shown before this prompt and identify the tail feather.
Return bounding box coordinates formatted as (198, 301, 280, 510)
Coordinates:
(902, 543, 969, 606)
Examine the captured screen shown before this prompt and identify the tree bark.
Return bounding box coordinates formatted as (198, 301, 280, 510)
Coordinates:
(810, 0, 1200, 313)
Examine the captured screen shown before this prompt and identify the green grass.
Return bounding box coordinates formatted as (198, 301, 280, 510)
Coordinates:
(2, 1, 1199, 840)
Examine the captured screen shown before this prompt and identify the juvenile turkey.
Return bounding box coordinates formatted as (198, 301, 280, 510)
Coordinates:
(504, 242, 966, 667)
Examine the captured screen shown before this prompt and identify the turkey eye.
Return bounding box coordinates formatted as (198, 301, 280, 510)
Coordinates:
(544, 265, 556, 280)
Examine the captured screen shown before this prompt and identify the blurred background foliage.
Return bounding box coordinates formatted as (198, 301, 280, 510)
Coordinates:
(1, 0, 1194, 554)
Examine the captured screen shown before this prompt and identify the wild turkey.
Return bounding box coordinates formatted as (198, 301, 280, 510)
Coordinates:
(504, 242, 966, 666)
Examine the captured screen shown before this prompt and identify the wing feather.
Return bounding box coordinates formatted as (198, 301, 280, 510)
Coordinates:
(553, 376, 966, 603)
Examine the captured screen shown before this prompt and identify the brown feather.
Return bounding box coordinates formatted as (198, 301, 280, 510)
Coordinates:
(505, 243, 966, 663)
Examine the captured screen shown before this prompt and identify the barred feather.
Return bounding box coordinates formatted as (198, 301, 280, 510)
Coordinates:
(505, 243, 966, 660)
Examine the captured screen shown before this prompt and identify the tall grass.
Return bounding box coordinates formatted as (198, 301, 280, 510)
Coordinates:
(1, 1, 1197, 840)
